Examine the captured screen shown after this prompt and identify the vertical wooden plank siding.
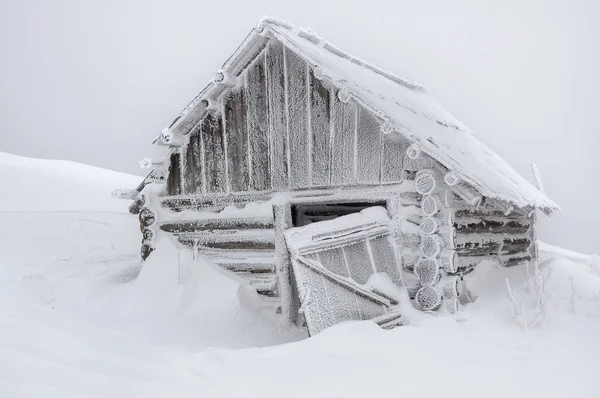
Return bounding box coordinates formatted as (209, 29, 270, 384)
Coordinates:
(224, 87, 250, 192)
(309, 69, 331, 187)
(381, 133, 407, 183)
(246, 52, 271, 191)
(184, 133, 203, 193)
(202, 113, 227, 193)
(284, 48, 310, 188)
(356, 106, 382, 184)
(330, 100, 356, 186)
(266, 41, 289, 190)
(166, 152, 181, 195)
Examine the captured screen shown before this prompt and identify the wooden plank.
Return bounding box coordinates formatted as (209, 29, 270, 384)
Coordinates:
(202, 113, 227, 193)
(317, 249, 361, 322)
(184, 133, 202, 193)
(224, 86, 249, 192)
(343, 241, 375, 285)
(246, 52, 271, 192)
(368, 236, 403, 286)
(454, 237, 532, 256)
(166, 152, 181, 195)
(330, 99, 356, 186)
(355, 106, 382, 184)
(159, 217, 273, 233)
(215, 262, 276, 274)
(309, 69, 331, 186)
(265, 40, 289, 190)
(284, 47, 310, 188)
(381, 133, 407, 183)
(273, 203, 295, 322)
(178, 238, 275, 251)
(454, 219, 531, 234)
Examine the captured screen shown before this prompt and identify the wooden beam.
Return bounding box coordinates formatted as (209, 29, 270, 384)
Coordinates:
(159, 217, 273, 233)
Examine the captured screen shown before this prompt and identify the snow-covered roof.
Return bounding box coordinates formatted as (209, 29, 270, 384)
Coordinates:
(165, 17, 559, 212)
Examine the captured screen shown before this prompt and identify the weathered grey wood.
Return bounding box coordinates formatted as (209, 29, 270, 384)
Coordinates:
(454, 218, 531, 235)
(161, 182, 406, 211)
(295, 255, 391, 307)
(184, 132, 202, 193)
(368, 236, 403, 286)
(356, 106, 382, 183)
(273, 203, 295, 322)
(202, 113, 227, 193)
(343, 241, 375, 284)
(246, 52, 271, 192)
(504, 255, 532, 267)
(285, 47, 310, 188)
(224, 87, 249, 192)
(381, 133, 407, 183)
(398, 192, 422, 206)
(141, 243, 154, 261)
(159, 217, 273, 233)
(309, 69, 331, 186)
(454, 237, 532, 256)
(454, 208, 530, 219)
(178, 237, 275, 251)
(330, 99, 356, 185)
(265, 40, 289, 190)
(214, 261, 276, 274)
(139, 208, 156, 227)
(166, 152, 182, 195)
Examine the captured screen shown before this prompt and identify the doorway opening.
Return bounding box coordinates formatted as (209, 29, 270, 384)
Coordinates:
(291, 201, 387, 227)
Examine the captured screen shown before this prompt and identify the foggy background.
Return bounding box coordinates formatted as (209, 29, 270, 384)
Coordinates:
(1, 0, 598, 253)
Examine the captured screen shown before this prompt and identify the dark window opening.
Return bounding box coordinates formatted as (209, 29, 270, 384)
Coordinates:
(291, 201, 387, 227)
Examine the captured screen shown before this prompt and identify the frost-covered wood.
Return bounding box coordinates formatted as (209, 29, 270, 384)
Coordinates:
(224, 86, 250, 192)
(265, 40, 289, 190)
(309, 69, 331, 186)
(246, 52, 271, 192)
(134, 18, 559, 324)
(202, 113, 227, 193)
(166, 152, 181, 196)
(159, 217, 273, 233)
(286, 48, 310, 188)
(330, 98, 356, 185)
(356, 106, 382, 183)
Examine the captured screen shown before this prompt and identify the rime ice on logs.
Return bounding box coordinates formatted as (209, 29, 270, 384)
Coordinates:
(117, 16, 559, 334)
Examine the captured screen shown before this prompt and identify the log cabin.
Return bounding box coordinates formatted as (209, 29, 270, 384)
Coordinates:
(115, 17, 559, 335)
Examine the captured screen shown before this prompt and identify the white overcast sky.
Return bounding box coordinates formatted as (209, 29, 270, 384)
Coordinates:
(0, 0, 598, 253)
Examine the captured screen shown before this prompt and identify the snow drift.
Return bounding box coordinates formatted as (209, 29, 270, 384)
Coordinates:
(1, 151, 599, 397)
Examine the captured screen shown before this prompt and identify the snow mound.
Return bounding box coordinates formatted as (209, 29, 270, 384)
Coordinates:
(0, 150, 141, 212)
(1, 152, 599, 397)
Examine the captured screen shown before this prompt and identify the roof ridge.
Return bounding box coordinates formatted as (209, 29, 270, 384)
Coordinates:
(258, 17, 425, 92)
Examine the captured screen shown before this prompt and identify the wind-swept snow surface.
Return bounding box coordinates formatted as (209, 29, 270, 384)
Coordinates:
(1, 152, 599, 397)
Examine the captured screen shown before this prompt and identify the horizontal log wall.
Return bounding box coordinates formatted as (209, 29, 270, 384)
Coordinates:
(168, 40, 410, 197)
(164, 215, 279, 299)
(452, 199, 535, 270)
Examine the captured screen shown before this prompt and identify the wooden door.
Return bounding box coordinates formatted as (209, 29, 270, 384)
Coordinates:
(284, 206, 403, 335)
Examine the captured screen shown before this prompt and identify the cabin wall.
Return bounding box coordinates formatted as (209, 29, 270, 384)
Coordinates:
(166, 40, 410, 197)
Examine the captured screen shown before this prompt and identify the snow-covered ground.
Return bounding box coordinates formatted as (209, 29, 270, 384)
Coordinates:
(1, 151, 599, 397)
